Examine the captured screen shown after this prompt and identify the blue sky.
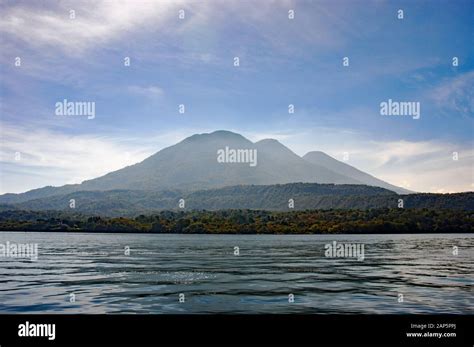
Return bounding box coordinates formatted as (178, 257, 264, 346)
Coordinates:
(0, 0, 473, 193)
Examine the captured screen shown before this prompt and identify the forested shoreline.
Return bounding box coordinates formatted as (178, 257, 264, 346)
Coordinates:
(0, 208, 472, 234)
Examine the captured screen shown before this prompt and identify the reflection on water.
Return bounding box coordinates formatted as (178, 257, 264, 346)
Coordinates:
(0, 232, 472, 314)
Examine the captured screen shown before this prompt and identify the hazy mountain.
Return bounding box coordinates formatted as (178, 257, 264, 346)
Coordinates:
(78, 130, 361, 191)
(303, 151, 412, 194)
(0, 130, 411, 203)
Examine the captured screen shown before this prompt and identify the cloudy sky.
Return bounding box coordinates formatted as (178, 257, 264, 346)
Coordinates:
(0, 0, 473, 194)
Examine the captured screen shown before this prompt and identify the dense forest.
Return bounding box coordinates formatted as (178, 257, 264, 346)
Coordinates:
(1, 183, 473, 217)
(0, 208, 472, 234)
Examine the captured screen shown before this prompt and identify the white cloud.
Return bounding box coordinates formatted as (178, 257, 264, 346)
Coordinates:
(366, 141, 473, 193)
(0, 0, 181, 55)
(245, 128, 473, 193)
(0, 123, 155, 193)
(128, 85, 164, 99)
(0, 0, 352, 59)
(426, 71, 474, 118)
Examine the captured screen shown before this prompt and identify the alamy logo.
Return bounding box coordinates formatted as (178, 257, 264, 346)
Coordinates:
(325, 241, 365, 261)
(0, 241, 38, 261)
(217, 146, 257, 167)
(55, 99, 95, 119)
(18, 321, 55, 340)
(380, 99, 420, 119)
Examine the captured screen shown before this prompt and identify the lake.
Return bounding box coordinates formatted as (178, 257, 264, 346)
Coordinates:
(0, 232, 472, 314)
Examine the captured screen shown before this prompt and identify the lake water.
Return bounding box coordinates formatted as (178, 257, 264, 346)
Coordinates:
(0, 232, 472, 314)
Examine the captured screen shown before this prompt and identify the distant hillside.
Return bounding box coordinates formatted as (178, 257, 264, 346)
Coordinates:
(4, 183, 472, 217)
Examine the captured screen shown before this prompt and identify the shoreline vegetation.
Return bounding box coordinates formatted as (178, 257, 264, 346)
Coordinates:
(0, 208, 472, 234)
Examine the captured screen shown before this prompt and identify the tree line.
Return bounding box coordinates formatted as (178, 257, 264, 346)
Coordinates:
(0, 208, 471, 234)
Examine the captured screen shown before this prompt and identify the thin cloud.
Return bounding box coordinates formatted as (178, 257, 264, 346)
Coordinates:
(128, 85, 164, 99)
(0, 123, 155, 193)
(0, 0, 180, 55)
(426, 71, 474, 118)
